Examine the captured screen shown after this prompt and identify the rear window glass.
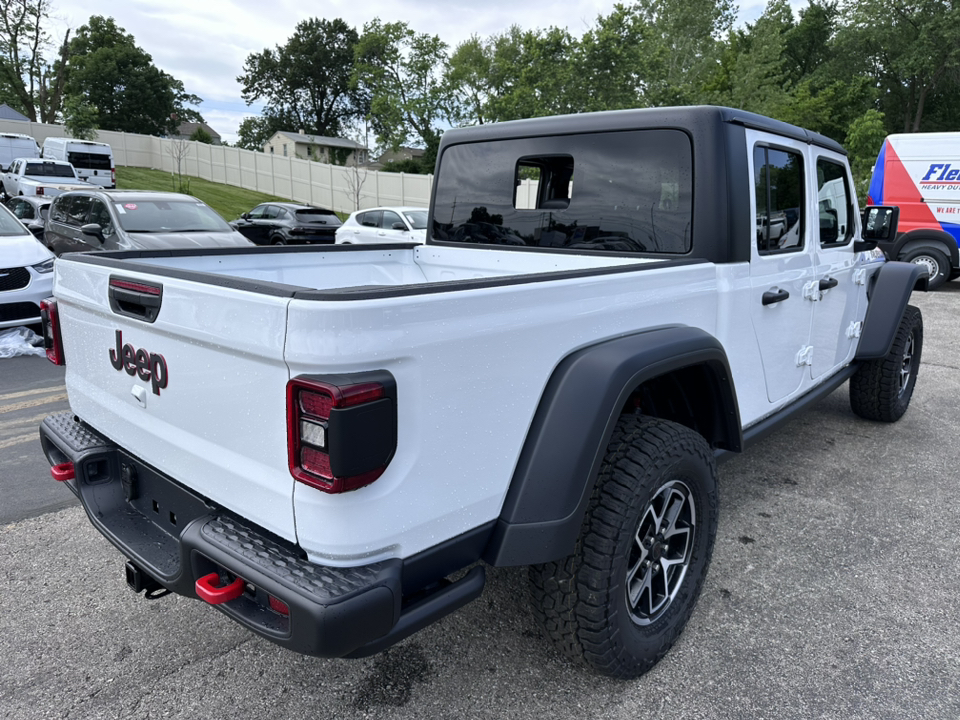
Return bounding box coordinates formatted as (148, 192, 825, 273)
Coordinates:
(403, 210, 428, 229)
(431, 129, 693, 254)
(25, 162, 75, 178)
(295, 209, 340, 225)
(68, 152, 111, 170)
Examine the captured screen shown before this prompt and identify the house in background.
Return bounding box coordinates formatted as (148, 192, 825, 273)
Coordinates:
(377, 146, 425, 165)
(0, 104, 30, 122)
(174, 121, 222, 145)
(263, 130, 369, 166)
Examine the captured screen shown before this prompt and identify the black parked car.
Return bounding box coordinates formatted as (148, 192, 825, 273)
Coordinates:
(5, 195, 51, 241)
(231, 202, 341, 245)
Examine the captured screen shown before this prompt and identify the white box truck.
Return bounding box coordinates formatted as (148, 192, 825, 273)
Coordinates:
(42, 137, 115, 189)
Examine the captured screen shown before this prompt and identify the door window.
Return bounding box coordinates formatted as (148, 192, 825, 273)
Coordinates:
(816, 159, 853, 246)
(755, 146, 805, 254)
(88, 200, 115, 236)
(65, 196, 93, 226)
(247, 205, 267, 219)
(15, 200, 34, 219)
(262, 205, 280, 220)
(380, 210, 404, 229)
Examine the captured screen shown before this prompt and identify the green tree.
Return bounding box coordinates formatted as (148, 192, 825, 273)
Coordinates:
(353, 19, 451, 152)
(445, 35, 494, 125)
(62, 94, 97, 139)
(66, 16, 201, 136)
(845, 108, 887, 195)
(188, 125, 213, 144)
(0, 0, 69, 122)
(238, 18, 361, 138)
(841, 0, 960, 133)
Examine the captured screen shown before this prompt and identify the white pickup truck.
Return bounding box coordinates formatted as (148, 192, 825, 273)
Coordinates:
(1, 157, 90, 199)
(39, 106, 925, 678)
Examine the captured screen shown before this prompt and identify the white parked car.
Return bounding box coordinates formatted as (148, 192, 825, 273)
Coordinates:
(335, 206, 427, 244)
(0, 201, 54, 329)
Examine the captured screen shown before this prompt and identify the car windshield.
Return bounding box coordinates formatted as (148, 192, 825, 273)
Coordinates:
(24, 163, 75, 178)
(403, 210, 428, 229)
(0, 207, 28, 236)
(113, 200, 232, 233)
(295, 209, 341, 225)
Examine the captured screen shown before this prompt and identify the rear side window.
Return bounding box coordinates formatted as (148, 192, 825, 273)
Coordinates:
(432, 129, 693, 254)
(358, 211, 381, 227)
(754, 146, 804, 254)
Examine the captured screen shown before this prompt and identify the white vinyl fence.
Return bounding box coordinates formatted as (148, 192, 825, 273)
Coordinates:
(0, 118, 437, 215)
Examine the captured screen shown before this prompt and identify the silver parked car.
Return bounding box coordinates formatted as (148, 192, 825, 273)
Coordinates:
(44, 190, 252, 256)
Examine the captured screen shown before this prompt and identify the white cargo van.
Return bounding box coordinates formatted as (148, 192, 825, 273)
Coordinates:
(867, 132, 960, 289)
(42, 137, 115, 188)
(0, 132, 40, 172)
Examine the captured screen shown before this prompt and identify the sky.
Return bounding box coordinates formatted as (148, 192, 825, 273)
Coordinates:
(50, 0, 773, 144)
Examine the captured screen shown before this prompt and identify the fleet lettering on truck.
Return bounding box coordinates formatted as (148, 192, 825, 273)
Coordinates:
(920, 164, 960, 184)
(109, 330, 168, 395)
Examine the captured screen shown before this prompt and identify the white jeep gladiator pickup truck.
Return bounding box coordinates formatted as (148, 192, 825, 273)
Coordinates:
(2, 157, 90, 199)
(39, 106, 924, 678)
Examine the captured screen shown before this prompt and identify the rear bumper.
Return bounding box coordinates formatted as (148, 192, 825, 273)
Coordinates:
(39, 412, 485, 658)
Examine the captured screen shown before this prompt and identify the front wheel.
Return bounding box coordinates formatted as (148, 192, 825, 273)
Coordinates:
(850, 305, 923, 422)
(902, 246, 950, 290)
(528, 415, 718, 679)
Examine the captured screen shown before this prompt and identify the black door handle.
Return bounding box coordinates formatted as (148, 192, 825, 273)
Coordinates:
(819, 277, 839, 291)
(762, 288, 790, 305)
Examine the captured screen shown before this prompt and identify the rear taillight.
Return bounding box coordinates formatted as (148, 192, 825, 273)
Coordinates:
(39, 298, 65, 365)
(287, 373, 397, 494)
(36, 187, 44, 196)
(111, 168, 116, 185)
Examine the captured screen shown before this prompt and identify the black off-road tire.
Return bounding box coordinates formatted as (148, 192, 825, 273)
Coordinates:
(528, 415, 719, 679)
(902, 246, 950, 290)
(850, 304, 923, 422)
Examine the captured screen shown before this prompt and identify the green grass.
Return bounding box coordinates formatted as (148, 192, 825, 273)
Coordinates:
(116, 166, 288, 221)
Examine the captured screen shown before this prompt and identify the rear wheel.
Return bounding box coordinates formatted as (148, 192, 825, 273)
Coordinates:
(271, 237, 285, 246)
(902, 246, 950, 290)
(528, 415, 718, 679)
(850, 305, 923, 422)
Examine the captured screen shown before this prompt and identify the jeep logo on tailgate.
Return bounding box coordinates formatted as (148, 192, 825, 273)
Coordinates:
(109, 330, 169, 395)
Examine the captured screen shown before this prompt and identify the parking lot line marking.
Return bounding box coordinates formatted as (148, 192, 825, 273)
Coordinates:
(0, 392, 68, 415)
(0, 433, 37, 450)
(0, 411, 57, 434)
(0, 386, 65, 403)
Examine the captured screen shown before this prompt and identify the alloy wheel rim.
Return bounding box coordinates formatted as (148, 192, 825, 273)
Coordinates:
(625, 480, 697, 626)
(899, 333, 915, 397)
(912, 255, 939, 278)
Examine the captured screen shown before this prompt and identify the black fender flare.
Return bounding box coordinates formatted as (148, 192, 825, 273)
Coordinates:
(483, 325, 741, 567)
(894, 229, 958, 270)
(856, 261, 927, 361)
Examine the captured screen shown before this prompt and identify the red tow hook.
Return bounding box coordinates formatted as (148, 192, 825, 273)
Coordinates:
(50, 462, 75, 482)
(195, 572, 245, 604)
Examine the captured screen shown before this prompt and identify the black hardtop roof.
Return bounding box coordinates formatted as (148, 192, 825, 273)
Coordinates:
(438, 105, 846, 156)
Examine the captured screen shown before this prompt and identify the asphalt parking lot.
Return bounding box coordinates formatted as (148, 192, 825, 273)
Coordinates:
(1, 285, 959, 720)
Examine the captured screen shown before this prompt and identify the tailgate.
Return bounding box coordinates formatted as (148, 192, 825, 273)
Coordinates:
(54, 257, 296, 541)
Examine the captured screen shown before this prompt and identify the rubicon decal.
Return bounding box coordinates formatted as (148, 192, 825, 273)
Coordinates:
(109, 330, 169, 395)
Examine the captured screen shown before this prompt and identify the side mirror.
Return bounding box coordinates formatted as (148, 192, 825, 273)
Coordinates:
(857, 206, 899, 252)
(392, 222, 407, 231)
(241, 212, 250, 220)
(38, 207, 49, 221)
(80, 223, 106, 243)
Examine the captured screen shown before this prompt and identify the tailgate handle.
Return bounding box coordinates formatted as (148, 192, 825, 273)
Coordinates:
(195, 573, 245, 604)
(108, 277, 163, 323)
